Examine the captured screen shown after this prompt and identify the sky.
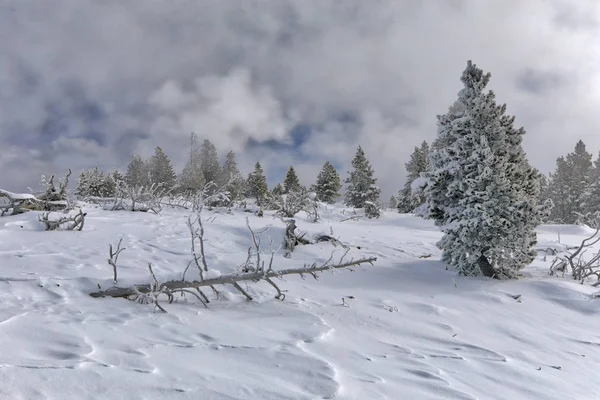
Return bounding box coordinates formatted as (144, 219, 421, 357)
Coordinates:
(1, 0, 600, 197)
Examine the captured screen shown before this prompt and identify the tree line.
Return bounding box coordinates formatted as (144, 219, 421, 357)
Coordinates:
(74, 60, 599, 280)
(75, 133, 382, 214)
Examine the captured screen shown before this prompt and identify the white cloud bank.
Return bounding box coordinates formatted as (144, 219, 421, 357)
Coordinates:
(1, 0, 600, 195)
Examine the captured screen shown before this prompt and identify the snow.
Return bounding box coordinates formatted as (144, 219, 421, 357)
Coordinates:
(0, 189, 36, 200)
(410, 176, 428, 194)
(0, 205, 599, 399)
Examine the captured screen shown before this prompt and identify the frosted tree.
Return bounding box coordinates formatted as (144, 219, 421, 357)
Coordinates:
(565, 140, 593, 220)
(421, 60, 548, 278)
(272, 183, 283, 196)
(344, 146, 381, 208)
(125, 155, 150, 188)
(283, 166, 302, 194)
(246, 162, 268, 205)
(397, 141, 430, 212)
(220, 150, 246, 202)
(547, 157, 570, 222)
(149, 147, 177, 189)
(389, 195, 398, 210)
(199, 139, 222, 187)
(538, 172, 551, 206)
(76, 167, 114, 197)
(311, 161, 341, 204)
(76, 171, 90, 197)
(548, 141, 593, 223)
(111, 169, 124, 187)
(583, 152, 600, 215)
(179, 133, 204, 194)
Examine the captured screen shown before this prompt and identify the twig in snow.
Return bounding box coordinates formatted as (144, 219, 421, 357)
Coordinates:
(108, 238, 126, 283)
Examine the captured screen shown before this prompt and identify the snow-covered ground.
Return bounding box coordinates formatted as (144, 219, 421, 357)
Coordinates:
(0, 205, 598, 400)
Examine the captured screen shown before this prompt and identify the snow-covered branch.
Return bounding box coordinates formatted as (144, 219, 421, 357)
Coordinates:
(90, 256, 377, 302)
(550, 216, 600, 286)
(90, 211, 377, 311)
(0, 169, 74, 215)
(38, 209, 86, 231)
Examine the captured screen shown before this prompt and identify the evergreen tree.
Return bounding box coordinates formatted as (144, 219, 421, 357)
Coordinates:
(421, 60, 547, 278)
(344, 146, 381, 208)
(272, 183, 284, 196)
(283, 166, 302, 194)
(246, 162, 268, 205)
(179, 133, 204, 193)
(397, 141, 430, 212)
(583, 152, 600, 215)
(76, 167, 114, 197)
(125, 154, 150, 188)
(149, 146, 177, 189)
(548, 141, 593, 223)
(538, 172, 550, 206)
(566, 140, 593, 219)
(199, 139, 222, 187)
(220, 150, 246, 202)
(111, 169, 124, 187)
(547, 157, 571, 222)
(389, 195, 398, 210)
(312, 161, 341, 204)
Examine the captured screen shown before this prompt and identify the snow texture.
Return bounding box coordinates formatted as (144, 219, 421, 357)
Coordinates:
(0, 189, 36, 200)
(0, 205, 598, 399)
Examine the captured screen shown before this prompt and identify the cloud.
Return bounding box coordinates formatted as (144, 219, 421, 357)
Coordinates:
(148, 68, 290, 153)
(1, 0, 600, 197)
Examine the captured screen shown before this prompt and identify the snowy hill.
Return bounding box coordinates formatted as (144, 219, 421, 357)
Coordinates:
(0, 206, 598, 399)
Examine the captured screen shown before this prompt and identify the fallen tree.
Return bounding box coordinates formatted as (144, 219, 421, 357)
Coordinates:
(90, 210, 377, 311)
(89, 257, 376, 301)
(39, 209, 86, 231)
(0, 169, 73, 216)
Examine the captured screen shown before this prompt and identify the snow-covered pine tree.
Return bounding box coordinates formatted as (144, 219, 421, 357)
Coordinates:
(125, 154, 150, 188)
(272, 183, 283, 196)
(179, 133, 204, 194)
(76, 167, 115, 197)
(421, 60, 547, 278)
(538, 172, 551, 207)
(311, 161, 341, 204)
(246, 162, 268, 205)
(547, 157, 570, 222)
(199, 139, 222, 188)
(397, 141, 430, 213)
(583, 151, 600, 215)
(75, 171, 90, 197)
(344, 146, 381, 208)
(220, 150, 246, 202)
(149, 147, 177, 189)
(111, 169, 124, 187)
(282, 166, 302, 194)
(548, 141, 593, 223)
(566, 140, 593, 221)
(389, 195, 398, 210)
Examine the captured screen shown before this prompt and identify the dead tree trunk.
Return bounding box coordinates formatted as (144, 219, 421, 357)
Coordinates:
(89, 257, 377, 299)
(283, 219, 311, 257)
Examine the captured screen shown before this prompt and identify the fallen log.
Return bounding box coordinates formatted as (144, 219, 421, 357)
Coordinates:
(90, 256, 377, 299)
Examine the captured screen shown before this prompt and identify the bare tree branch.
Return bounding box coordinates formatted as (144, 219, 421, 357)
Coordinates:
(550, 215, 600, 286)
(90, 256, 377, 299)
(108, 239, 126, 283)
(38, 209, 86, 231)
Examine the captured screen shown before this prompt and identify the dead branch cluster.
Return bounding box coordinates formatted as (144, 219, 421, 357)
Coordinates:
(38, 209, 86, 231)
(1, 169, 73, 216)
(86, 179, 233, 216)
(87, 182, 172, 214)
(90, 211, 376, 312)
(550, 214, 600, 286)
